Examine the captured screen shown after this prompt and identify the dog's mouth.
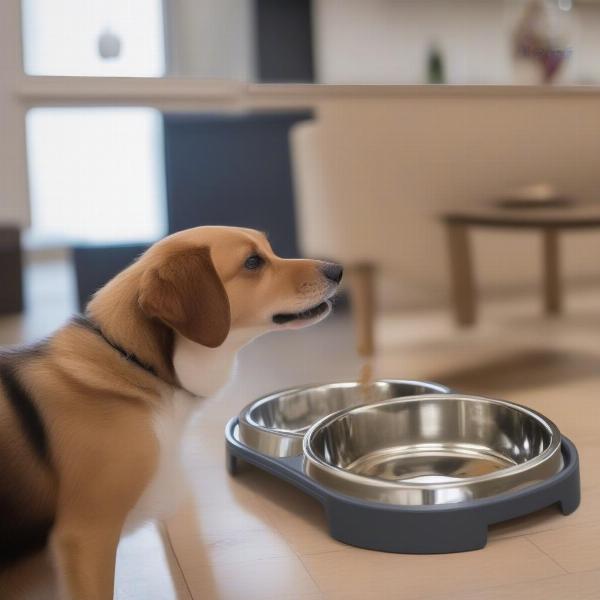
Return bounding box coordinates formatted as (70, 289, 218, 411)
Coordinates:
(272, 301, 331, 325)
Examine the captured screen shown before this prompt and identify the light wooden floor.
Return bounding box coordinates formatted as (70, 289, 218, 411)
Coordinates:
(2, 258, 600, 599)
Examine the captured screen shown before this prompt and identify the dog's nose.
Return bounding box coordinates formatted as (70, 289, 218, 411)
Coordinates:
(322, 262, 343, 284)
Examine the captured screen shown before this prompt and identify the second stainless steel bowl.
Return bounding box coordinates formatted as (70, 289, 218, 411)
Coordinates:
(303, 394, 562, 505)
(238, 380, 451, 457)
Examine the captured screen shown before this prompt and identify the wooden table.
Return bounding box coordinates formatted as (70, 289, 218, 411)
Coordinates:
(442, 205, 600, 326)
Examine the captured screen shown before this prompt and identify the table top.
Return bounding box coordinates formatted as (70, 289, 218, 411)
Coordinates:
(442, 203, 600, 228)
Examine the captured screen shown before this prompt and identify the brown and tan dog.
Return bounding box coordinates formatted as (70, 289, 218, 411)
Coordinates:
(0, 226, 342, 599)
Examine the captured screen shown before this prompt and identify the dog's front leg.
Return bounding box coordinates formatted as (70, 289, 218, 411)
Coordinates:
(51, 515, 122, 600)
(49, 406, 158, 600)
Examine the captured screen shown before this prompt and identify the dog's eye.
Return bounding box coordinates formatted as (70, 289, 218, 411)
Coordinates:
(244, 254, 264, 271)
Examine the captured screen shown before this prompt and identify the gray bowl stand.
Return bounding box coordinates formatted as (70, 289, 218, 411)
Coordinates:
(225, 417, 580, 554)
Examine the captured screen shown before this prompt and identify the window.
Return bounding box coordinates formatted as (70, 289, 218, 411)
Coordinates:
(21, 0, 165, 77)
(26, 108, 166, 245)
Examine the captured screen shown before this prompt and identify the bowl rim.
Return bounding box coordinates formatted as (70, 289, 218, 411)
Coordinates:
(240, 379, 452, 437)
(303, 393, 562, 491)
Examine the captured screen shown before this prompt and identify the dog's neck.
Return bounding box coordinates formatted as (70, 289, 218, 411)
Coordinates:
(172, 327, 262, 398)
(87, 267, 266, 396)
(86, 269, 178, 385)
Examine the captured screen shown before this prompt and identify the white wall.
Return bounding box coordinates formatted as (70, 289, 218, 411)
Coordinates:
(313, 0, 600, 85)
(573, 3, 600, 83)
(163, 0, 255, 80)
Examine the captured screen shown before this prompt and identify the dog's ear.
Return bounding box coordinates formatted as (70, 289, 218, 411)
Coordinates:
(139, 246, 231, 347)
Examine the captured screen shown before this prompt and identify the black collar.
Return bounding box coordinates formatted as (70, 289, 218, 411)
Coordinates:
(72, 315, 157, 377)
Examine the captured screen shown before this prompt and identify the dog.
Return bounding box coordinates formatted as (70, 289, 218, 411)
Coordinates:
(0, 226, 342, 599)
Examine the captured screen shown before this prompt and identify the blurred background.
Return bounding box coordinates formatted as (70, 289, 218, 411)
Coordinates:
(3, 0, 600, 336)
(3, 1, 600, 598)
(3, 0, 600, 387)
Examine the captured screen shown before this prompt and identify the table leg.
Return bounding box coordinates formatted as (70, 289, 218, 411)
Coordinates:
(446, 223, 476, 326)
(346, 263, 376, 356)
(543, 228, 561, 315)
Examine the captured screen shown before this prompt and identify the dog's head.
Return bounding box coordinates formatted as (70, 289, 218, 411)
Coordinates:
(137, 226, 342, 348)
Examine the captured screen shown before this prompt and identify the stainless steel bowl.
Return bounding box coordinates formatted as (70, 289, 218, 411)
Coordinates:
(304, 394, 562, 505)
(238, 380, 451, 457)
